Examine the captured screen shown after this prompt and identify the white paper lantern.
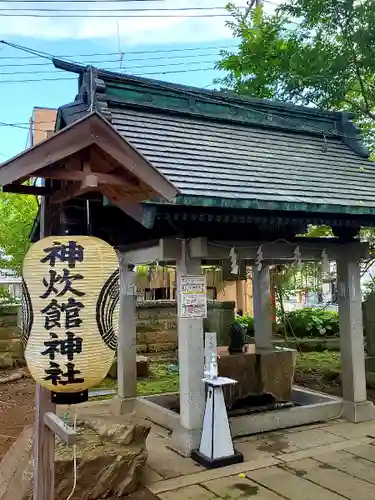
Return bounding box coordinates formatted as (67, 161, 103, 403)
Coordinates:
(21, 235, 119, 395)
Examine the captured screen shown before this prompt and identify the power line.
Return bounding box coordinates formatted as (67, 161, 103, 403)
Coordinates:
(0, 59, 220, 76)
(0, 6, 244, 11)
(0, 49, 233, 68)
(0, 13, 232, 17)
(0, 66, 216, 83)
(0, 44, 236, 61)
(0, 121, 44, 131)
(0, 0, 184, 2)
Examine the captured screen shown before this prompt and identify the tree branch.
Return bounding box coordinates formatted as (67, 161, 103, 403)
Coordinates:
(341, 13, 375, 122)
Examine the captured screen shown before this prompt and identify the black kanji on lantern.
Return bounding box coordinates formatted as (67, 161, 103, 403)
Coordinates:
(40, 269, 85, 299)
(40, 240, 84, 269)
(41, 299, 61, 332)
(60, 331, 83, 360)
(59, 362, 84, 385)
(44, 361, 63, 386)
(41, 297, 84, 332)
(42, 332, 83, 361)
(61, 297, 84, 329)
(42, 338, 61, 360)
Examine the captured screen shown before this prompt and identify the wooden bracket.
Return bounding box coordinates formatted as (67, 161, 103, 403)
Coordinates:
(44, 412, 77, 446)
(2, 184, 53, 196)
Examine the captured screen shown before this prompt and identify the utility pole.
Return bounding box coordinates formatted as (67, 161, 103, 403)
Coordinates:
(29, 116, 33, 147)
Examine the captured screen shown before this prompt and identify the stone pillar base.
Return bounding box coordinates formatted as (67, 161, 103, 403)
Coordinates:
(170, 426, 201, 457)
(342, 400, 375, 422)
(112, 396, 136, 416)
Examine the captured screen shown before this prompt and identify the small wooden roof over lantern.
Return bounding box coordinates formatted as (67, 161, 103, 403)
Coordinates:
(0, 111, 178, 208)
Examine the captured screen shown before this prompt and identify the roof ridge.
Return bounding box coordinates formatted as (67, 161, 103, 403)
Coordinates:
(52, 57, 369, 158)
(53, 57, 342, 120)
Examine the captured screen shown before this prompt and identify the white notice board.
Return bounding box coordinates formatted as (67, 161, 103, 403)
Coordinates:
(178, 275, 207, 318)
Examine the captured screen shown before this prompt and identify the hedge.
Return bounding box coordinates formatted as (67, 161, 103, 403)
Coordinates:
(235, 307, 339, 338)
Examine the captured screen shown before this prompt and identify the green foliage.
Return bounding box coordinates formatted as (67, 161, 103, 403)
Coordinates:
(235, 314, 254, 335)
(295, 350, 341, 374)
(217, 0, 375, 151)
(285, 307, 339, 338)
(0, 191, 38, 274)
(303, 225, 333, 238)
(98, 361, 179, 396)
(362, 279, 375, 301)
(235, 314, 285, 336)
(0, 285, 19, 305)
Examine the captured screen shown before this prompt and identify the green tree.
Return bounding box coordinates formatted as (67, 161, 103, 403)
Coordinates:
(217, 0, 375, 150)
(217, 0, 375, 296)
(0, 191, 38, 273)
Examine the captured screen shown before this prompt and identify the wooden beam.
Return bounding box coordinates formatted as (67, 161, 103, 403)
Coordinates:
(117, 256, 137, 400)
(2, 184, 52, 196)
(0, 114, 94, 186)
(37, 165, 136, 187)
(92, 119, 178, 202)
(90, 148, 140, 187)
(0, 113, 178, 206)
(100, 184, 153, 206)
(122, 238, 182, 264)
(44, 412, 77, 446)
(188, 238, 369, 262)
(123, 242, 163, 265)
(34, 196, 56, 500)
(49, 181, 97, 205)
(108, 200, 156, 228)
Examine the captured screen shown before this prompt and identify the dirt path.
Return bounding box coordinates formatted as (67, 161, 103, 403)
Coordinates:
(0, 373, 35, 460)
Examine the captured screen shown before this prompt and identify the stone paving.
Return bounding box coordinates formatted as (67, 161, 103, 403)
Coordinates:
(143, 419, 375, 499)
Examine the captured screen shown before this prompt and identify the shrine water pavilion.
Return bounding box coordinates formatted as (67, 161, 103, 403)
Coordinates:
(1, 59, 375, 456)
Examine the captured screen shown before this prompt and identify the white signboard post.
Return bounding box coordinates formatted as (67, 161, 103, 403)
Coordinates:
(178, 275, 207, 318)
(192, 330, 243, 468)
(204, 331, 217, 376)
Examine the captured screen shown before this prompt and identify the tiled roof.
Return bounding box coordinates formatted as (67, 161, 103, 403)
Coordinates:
(53, 60, 375, 215)
(111, 107, 374, 209)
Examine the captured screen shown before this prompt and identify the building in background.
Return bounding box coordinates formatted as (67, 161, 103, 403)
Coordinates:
(0, 268, 21, 299)
(31, 107, 57, 146)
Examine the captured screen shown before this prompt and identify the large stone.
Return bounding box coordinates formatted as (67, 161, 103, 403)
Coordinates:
(0, 353, 14, 369)
(0, 416, 151, 500)
(217, 347, 296, 408)
(258, 348, 297, 401)
(218, 349, 259, 408)
(0, 339, 23, 356)
(0, 325, 20, 339)
(0, 315, 18, 328)
(108, 356, 150, 380)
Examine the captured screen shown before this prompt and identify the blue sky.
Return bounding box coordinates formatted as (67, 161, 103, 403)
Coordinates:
(0, 0, 260, 160)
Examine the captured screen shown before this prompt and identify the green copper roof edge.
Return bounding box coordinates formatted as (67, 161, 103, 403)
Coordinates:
(88, 68, 341, 121)
(51, 60, 368, 159)
(103, 81, 368, 158)
(164, 196, 375, 216)
(53, 57, 350, 123)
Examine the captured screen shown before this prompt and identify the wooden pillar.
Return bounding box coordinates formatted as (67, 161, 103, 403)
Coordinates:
(337, 256, 375, 421)
(116, 257, 137, 407)
(172, 240, 205, 456)
(252, 265, 273, 351)
(34, 197, 56, 500)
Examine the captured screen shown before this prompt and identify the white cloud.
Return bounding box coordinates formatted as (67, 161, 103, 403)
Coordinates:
(0, 0, 249, 44)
